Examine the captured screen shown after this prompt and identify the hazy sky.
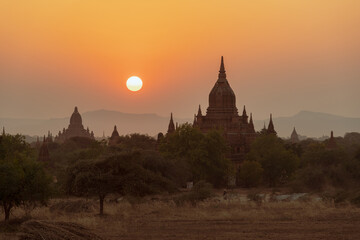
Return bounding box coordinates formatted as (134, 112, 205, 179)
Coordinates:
(1, 0, 359, 120)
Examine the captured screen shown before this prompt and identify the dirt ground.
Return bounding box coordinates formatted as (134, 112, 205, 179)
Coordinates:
(108, 217, 360, 240)
(1, 193, 360, 240)
(95, 204, 360, 240)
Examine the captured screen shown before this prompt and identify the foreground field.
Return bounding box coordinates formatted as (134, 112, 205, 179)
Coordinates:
(1, 192, 360, 240)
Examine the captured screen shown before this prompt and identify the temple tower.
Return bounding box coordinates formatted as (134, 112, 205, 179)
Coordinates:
(267, 114, 277, 135)
(109, 125, 121, 146)
(290, 127, 300, 143)
(167, 113, 175, 134)
(54, 106, 95, 142)
(326, 131, 337, 149)
(206, 56, 238, 118)
(193, 57, 257, 165)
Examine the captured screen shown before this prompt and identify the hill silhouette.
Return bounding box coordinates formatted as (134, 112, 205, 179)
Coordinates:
(254, 111, 360, 138)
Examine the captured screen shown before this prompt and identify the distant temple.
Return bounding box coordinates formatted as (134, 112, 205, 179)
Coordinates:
(109, 125, 121, 146)
(326, 131, 337, 149)
(54, 107, 95, 142)
(290, 127, 300, 143)
(168, 57, 276, 166)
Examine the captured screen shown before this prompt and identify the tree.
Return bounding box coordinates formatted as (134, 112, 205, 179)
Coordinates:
(159, 124, 233, 187)
(246, 134, 299, 187)
(0, 134, 52, 221)
(66, 152, 176, 215)
(291, 143, 356, 191)
(140, 150, 192, 188)
(119, 134, 157, 152)
(237, 160, 263, 187)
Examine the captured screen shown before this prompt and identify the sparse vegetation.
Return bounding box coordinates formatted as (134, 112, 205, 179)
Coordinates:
(175, 181, 213, 206)
(2, 193, 360, 240)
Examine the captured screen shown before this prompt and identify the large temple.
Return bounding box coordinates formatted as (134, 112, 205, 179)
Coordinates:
(54, 107, 95, 142)
(168, 57, 276, 166)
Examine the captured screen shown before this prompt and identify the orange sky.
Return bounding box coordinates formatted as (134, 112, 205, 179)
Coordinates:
(0, 0, 359, 119)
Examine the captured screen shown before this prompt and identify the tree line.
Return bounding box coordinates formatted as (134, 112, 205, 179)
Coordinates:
(1, 127, 360, 220)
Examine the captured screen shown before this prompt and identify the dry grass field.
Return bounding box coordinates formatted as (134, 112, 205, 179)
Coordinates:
(1, 191, 360, 240)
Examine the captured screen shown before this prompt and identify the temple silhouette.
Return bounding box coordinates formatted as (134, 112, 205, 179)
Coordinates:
(54, 107, 94, 142)
(168, 57, 276, 165)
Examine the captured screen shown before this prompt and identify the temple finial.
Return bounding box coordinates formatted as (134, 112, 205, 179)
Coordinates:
(218, 56, 226, 79)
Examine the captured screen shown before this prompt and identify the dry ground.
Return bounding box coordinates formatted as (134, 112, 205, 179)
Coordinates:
(1, 193, 360, 240)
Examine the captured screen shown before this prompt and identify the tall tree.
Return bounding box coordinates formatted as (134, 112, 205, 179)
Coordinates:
(246, 134, 299, 187)
(0, 134, 52, 221)
(160, 124, 233, 187)
(66, 152, 176, 215)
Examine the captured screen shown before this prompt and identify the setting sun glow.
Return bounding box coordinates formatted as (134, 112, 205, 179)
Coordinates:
(126, 76, 143, 92)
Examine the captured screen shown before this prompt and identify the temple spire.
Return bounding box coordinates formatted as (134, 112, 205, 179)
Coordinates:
(198, 105, 202, 116)
(167, 113, 175, 134)
(327, 130, 337, 149)
(242, 105, 248, 123)
(249, 113, 255, 133)
(111, 125, 119, 137)
(218, 56, 226, 80)
(193, 114, 197, 127)
(290, 127, 299, 143)
(242, 105, 247, 116)
(267, 114, 277, 135)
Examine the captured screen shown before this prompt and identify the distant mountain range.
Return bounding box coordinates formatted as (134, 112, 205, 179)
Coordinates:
(254, 111, 360, 138)
(1, 110, 359, 140)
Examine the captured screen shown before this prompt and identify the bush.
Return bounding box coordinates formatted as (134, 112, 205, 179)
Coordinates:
(237, 161, 263, 187)
(175, 181, 213, 206)
(290, 167, 326, 192)
(247, 191, 264, 205)
(246, 134, 299, 187)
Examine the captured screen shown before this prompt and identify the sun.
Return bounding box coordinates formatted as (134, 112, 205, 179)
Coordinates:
(126, 76, 143, 92)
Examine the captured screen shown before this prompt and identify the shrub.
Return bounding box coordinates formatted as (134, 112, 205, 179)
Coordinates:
(237, 161, 263, 187)
(175, 181, 213, 206)
(247, 191, 264, 205)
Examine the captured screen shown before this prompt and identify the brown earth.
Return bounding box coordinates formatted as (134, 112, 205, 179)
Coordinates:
(1, 195, 360, 240)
